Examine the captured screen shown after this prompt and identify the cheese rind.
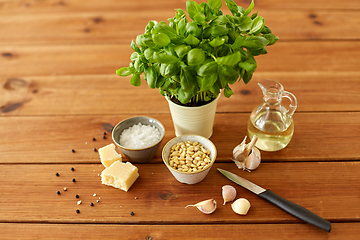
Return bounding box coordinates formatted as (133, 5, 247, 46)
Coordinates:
(100, 161, 139, 192)
(99, 143, 122, 167)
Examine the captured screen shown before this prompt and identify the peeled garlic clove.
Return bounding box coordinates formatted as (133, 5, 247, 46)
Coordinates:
(185, 199, 217, 214)
(231, 198, 251, 215)
(222, 185, 237, 205)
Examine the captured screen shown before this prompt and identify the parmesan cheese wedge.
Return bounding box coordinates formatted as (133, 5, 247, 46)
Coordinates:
(99, 143, 122, 168)
(100, 161, 139, 192)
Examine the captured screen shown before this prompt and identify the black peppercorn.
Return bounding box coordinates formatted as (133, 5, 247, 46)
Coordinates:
(72, 178, 76, 182)
(130, 211, 134, 216)
(71, 149, 75, 153)
(93, 148, 97, 152)
(56, 191, 60, 195)
(55, 172, 59, 176)
(102, 135, 106, 139)
(75, 194, 79, 198)
(103, 132, 106, 135)
(92, 137, 96, 141)
(90, 202, 94, 206)
(71, 167, 75, 171)
(76, 209, 80, 214)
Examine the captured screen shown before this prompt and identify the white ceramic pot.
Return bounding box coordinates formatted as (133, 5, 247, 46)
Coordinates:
(166, 94, 220, 138)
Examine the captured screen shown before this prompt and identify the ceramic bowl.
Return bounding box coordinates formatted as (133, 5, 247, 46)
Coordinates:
(162, 135, 217, 184)
(112, 116, 165, 163)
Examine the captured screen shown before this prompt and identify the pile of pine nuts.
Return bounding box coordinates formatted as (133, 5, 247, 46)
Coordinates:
(168, 141, 212, 172)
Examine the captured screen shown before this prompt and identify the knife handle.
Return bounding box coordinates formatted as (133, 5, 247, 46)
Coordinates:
(258, 189, 331, 232)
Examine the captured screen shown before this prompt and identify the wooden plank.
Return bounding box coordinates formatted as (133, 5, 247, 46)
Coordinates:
(0, 162, 358, 225)
(0, 113, 359, 164)
(0, 41, 360, 77)
(0, 10, 359, 45)
(0, 0, 359, 15)
(1, 222, 359, 240)
(1, 71, 359, 116)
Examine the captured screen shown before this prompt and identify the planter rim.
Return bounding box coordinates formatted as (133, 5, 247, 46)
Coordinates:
(165, 93, 221, 109)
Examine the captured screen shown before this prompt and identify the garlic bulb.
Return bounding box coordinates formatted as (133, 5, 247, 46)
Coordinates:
(222, 185, 237, 205)
(185, 199, 217, 214)
(232, 136, 261, 171)
(231, 198, 251, 215)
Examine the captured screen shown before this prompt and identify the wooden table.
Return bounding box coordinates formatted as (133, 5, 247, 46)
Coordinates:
(1, 0, 360, 239)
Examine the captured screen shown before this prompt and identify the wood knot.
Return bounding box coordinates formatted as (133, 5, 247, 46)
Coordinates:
(1, 102, 24, 113)
(240, 89, 251, 95)
(2, 52, 13, 57)
(4, 78, 28, 90)
(159, 190, 176, 201)
(309, 13, 317, 19)
(93, 17, 103, 23)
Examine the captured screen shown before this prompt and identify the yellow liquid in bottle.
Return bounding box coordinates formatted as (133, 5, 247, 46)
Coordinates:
(247, 111, 294, 152)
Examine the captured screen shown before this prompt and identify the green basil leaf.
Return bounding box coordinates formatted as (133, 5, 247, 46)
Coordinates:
(242, 70, 253, 84)
(217, 51, 241, 66)
(262, 33, 279, 46)
(152, 33, 171, 47)
(224, 84, 234, 98)
(244, 0, 254, 16)
(116, 67, 131, 77)
(145, 66, 158, 89)
(178, 17, 187, 36)
(184, 34, 200, 45)
(160, 62, 180, 77)
(186, 1, 200, 21)
(153, 52, 179, 63)
(135, 34, 146, 47)
(180, 68, 194, 91)
(193, 12, 206, 25)
(134, 57, 144, 72)
(178, 87, 194, 104)
(144, 48, 155, 61)
(130, 52, 139, 62)
(145, 20, 157, 34)
(243, 36, 269, 50)
(238, 61, 257, 72)
(143, 35, 156, 48)
(249, 16, 264, 34)
(174, 44, 191, 58)
(186, 22, 202, 38)
(209, 83, 221, 95)
(211, 24, 229, 37)
(248, 47, 268, 56)
(198, 73, 218, 91)
(231, 36, 245, 50)
(130, 40, 141, 53)
(224, 0, 239, 16)
(187, 48, 205, 66)
(238, 16, 252, 31)
(156, 75, 166, 88)
(209, 37, 225, 47)
(130, 74, 141, 87)
(208, 0, 222, 11)
(219, 65, 238, 77)
(152, 22, 177, 39)
(198, 61, 218, 76)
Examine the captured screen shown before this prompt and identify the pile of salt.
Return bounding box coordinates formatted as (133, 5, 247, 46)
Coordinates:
(119, 123, 161, 149)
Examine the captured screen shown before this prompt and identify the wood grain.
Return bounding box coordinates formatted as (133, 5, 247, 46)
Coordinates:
(1, 223, 359, 240)
(1, 41, 359, 78)
(0, 162, 358, 224)
(0, 10, 358, 45)
(0, 113, 359, 164)
(1, 71, 359, 116)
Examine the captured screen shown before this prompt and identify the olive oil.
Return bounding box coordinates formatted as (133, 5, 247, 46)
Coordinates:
(247, 111, 294, 152)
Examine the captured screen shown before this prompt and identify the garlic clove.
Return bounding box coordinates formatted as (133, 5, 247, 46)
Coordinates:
(222, 185, 237, 205)
(233, 135, 261, 171)
(185, 199, 217, 214)
(244, 147, 261, 171)
(231, 198, 251, 215)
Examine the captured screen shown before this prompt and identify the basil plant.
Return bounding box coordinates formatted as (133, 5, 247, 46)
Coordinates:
(117, 0, 278, 105)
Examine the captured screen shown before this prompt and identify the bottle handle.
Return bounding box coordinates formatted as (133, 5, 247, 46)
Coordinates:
(282, 91, 297, 118)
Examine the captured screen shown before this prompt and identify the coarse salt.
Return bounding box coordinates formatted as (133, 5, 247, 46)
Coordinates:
(119, 123, 161, 149)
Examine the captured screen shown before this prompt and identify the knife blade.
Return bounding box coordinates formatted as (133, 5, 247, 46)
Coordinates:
(218, 168, 331, 232)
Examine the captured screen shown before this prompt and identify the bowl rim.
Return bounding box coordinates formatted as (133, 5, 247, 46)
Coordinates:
(112, 116, 165, 151)
(162, 134, 217, 175)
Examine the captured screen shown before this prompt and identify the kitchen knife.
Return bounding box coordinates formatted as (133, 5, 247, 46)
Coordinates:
(218, 168, 331, 232)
